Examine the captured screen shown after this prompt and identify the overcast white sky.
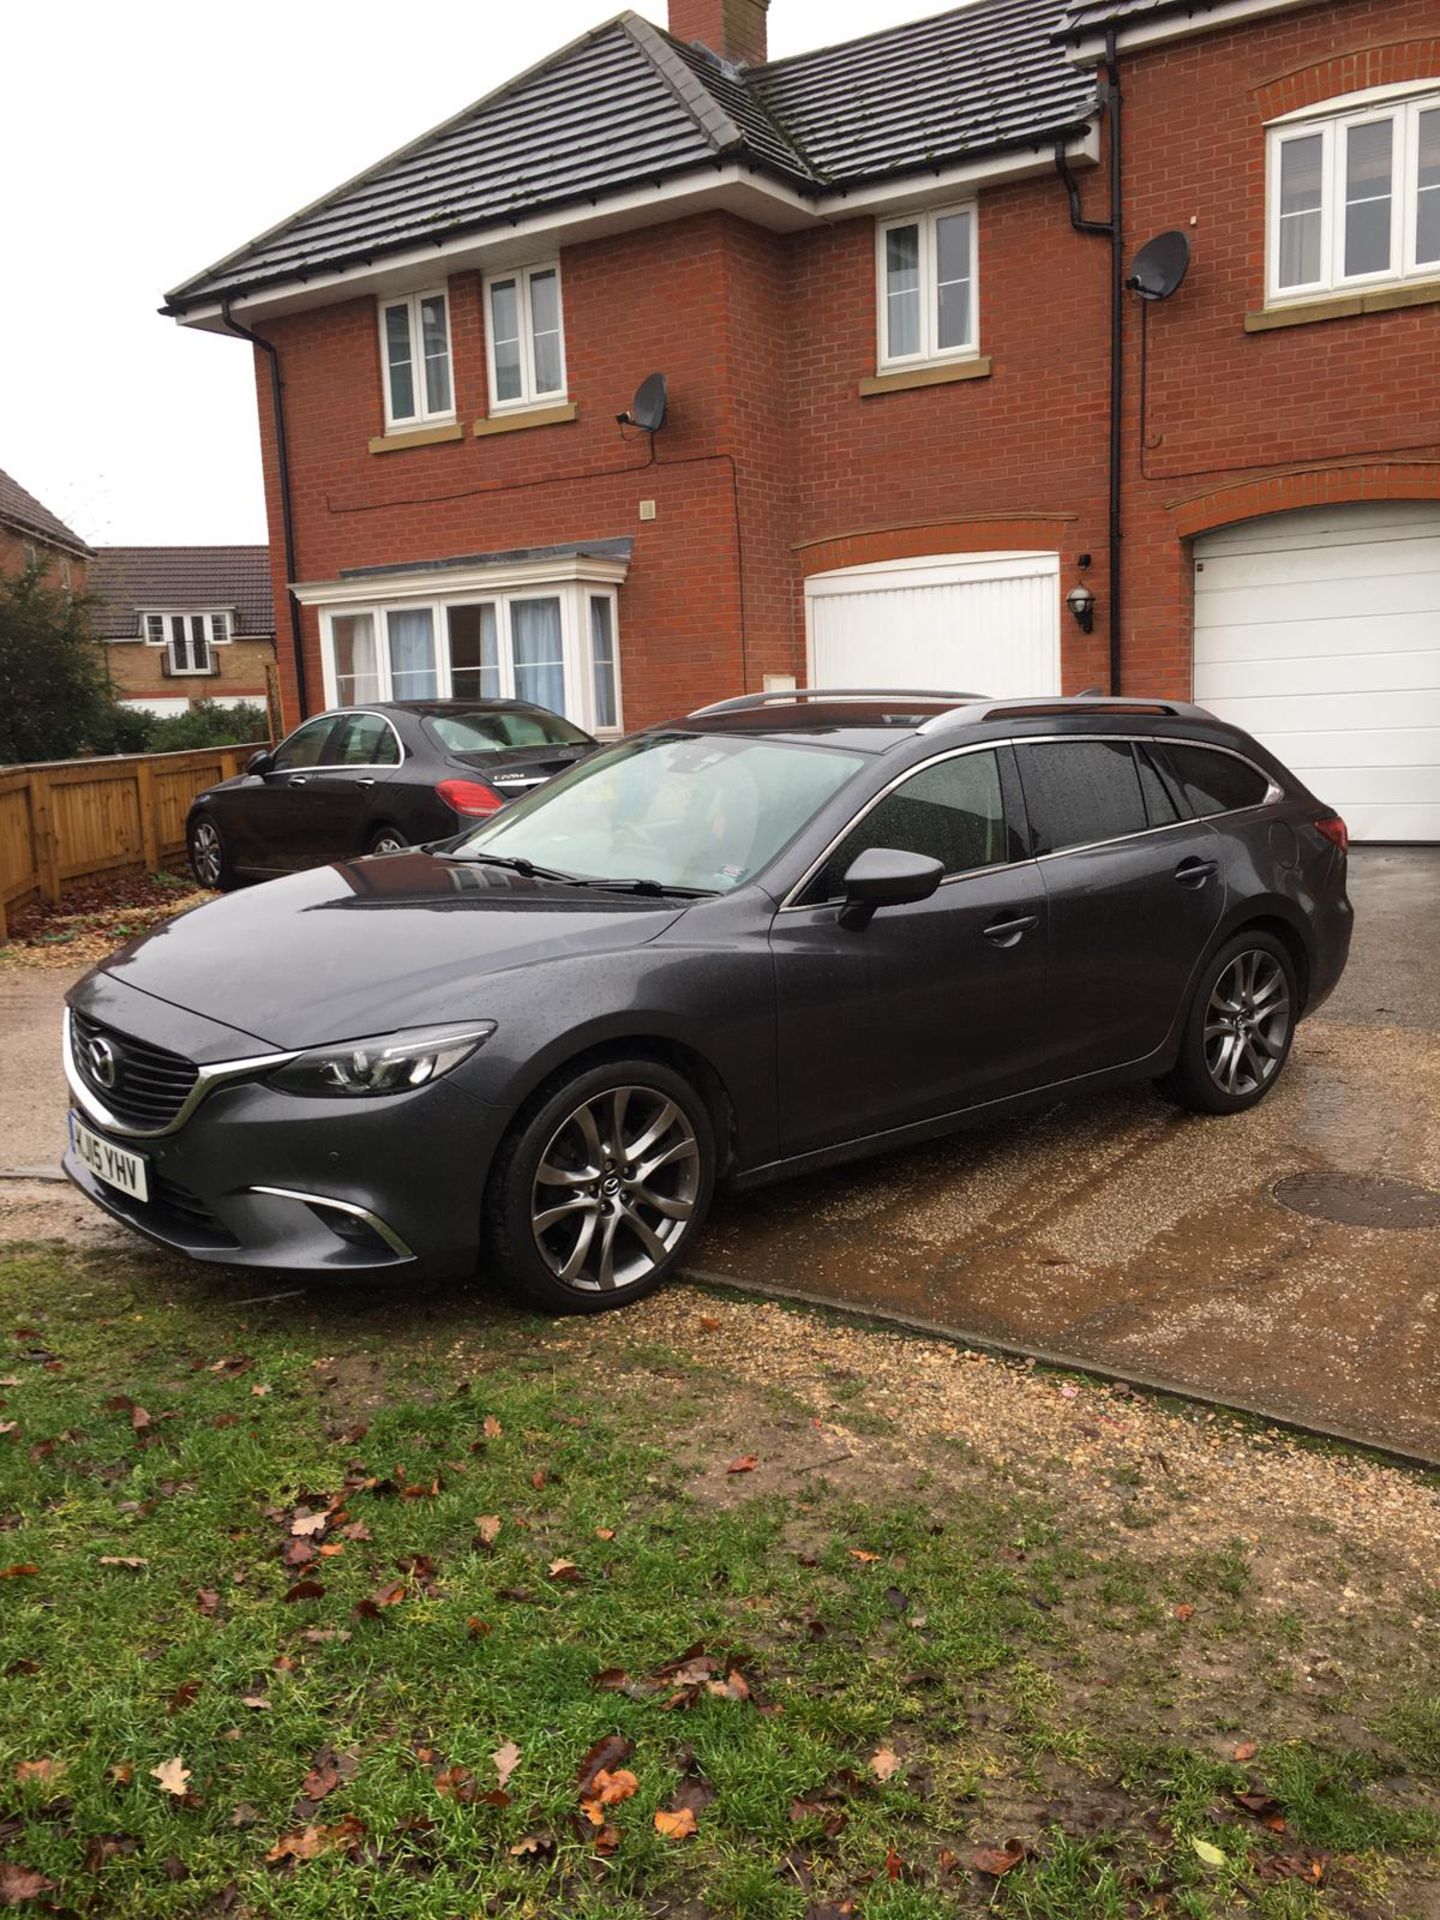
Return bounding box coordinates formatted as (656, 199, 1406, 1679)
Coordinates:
(3, 0, 940, 550)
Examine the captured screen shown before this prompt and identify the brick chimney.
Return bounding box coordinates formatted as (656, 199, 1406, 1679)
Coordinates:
(667, 0, 770, 66)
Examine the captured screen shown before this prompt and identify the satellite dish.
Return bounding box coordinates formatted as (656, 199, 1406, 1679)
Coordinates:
(1126, 230, 1190, 300)
(623, 372, 667, 434)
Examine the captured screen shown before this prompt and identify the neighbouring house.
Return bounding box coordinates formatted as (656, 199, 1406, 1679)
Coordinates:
(163, 0, 1440, 840)
(88, 547, 277, 719)
(0, 467, 90, 593)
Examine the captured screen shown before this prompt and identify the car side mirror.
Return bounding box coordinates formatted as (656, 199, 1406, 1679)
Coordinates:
(248, 749, 275, 776)
(837, 847, 944, 930)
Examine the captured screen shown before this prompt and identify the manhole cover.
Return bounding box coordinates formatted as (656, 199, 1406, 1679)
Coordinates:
(1272, 1171, 1440, 1230)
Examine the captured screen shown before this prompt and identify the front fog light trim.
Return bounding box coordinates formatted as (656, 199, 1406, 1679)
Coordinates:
(265, 1022, 497, 1098)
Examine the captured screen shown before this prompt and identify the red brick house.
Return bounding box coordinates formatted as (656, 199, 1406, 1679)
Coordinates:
(0, 468, 89, 592)
(88, 547, 277, 720)
(165, 0, 1440, 840)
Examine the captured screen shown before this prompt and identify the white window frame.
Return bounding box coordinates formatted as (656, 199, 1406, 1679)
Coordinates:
(1265, 85, 1440, 305)
(875, 203, 980, 372)
(139, 609, 231, 675)
(482, 262, 568, 413)
(313, 576, 622, 738)
(377, 287, 455, 430)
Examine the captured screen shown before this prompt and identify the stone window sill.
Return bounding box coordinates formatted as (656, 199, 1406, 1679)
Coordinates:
(473, 402, 578, 437)
(1245, 277, 1440, 332)
(859, 357, 992, 397)
(368, 421, 464, 454)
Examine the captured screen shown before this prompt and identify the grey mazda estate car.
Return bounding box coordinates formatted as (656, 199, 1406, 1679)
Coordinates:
(63, 691, 1352, 1312)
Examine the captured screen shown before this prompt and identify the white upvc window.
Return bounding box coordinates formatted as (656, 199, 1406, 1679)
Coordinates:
(875, 204, 979, 370)
(140, 610, 231, 675)
(483, 263, 566, 412)
(319, 581, 621, 737)
(1267, 88, 1440, 302)
(378, 288, 454, 429)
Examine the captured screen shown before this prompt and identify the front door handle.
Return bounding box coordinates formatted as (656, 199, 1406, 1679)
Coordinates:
(1175, 857, 1218, 888)
(287, 776, 309, 787)
(354, 777, 376, 788)
(982, 912, 1039, 947)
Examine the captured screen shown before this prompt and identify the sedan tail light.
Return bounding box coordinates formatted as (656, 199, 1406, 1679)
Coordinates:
(1314, 814, 1349, 853)
(436, 777, 503, 817)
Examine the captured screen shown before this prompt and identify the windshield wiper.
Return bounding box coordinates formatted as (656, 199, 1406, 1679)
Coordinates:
(435, 850, 592, 886)
(592, 878, 718, 898)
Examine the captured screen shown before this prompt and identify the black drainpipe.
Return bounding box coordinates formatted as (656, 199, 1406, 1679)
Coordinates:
(220, 302, 309, 717)
(1054, 21, 1124, 693)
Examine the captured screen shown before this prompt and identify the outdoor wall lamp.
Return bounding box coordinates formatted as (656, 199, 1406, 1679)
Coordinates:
(1065, 583, 1096, 634)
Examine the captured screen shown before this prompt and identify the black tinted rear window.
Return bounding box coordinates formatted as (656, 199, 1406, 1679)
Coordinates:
(1017, 741, 1147, 854)
(1165, 745, 1271, 816)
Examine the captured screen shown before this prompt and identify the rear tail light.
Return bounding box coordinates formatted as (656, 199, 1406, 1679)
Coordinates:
(1315, 814, 1349, 854)
(436, 777, 503, 818)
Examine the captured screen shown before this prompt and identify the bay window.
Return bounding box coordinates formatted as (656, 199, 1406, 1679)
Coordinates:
(876, 204, 978, 370)
(1267, 89, 1440, 302)
(378, 289, 454, 429)
(484, 263, 566, 411)
(316, 575, 622, 736)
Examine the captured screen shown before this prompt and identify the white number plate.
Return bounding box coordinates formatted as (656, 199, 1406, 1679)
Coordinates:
(69, 1113, 149, 1202)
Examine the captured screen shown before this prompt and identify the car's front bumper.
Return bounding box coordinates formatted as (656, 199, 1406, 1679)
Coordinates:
(62, 985, 507, 1283)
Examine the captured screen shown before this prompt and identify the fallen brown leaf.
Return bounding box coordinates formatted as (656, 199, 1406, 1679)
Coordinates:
(474, 1513, 501, 1548)
(0, 1565, 38, 1578)
(547, 1558, 583, 1584)
(1233, 1741, 1258, 1762)
(281, 1580, 326, 1603)
(595, 1527, 615, 1541)
(655, 1806, 698, 1838)
(15, 1759, 64, 1787)
(0, 1862, 55, 1905)
(848, 1549, 880, 1564)
(577, 1735, 633, 1798)
(869, 1747, 901, 1782)
(195, 1589, 220, 1616)
(727, 1454, 759, 1474)
(482, 1415, 503, 1438)
(492, 1741, 521, 1789)
(151, 1756, 192, 1797)
(973, 1843, 1025, 1877)
(265, 1814, 366, 1862)
(1173, 1603, 1195, 1622)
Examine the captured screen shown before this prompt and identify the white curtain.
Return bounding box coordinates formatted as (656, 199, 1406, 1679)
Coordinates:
(387, 608, 437, 699)
(511, 598, 565, 713)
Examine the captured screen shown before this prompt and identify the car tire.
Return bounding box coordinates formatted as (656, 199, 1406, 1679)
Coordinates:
(366, 826, 408, 856)
(187, 814, 237, 892)
(1155, 930, 1298, 1115)
(485, 1056, 716, 1314)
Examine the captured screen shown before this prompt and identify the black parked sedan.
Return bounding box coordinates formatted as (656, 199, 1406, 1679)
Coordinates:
(185, 700, 596, 888)
(67, 690, 1351, 1313)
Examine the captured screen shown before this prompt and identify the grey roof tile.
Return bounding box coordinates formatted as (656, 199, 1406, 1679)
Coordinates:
(88, 547, 275, 641)
(166, 0, 1096, 312)
(0, 468, 89, 556)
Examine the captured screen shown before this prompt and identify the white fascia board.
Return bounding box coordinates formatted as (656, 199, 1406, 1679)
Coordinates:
(291, 552, 631, 609)
(177, 131, 1100, 336)
(1065, 0, 1316, 64)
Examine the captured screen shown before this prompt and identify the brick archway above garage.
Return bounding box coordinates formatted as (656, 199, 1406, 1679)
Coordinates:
(795, 516, 1077, 579)
(1171, 463, 1440, 543)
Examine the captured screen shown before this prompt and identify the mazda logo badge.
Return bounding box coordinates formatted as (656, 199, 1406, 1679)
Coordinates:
(86, 1035, 119, 1090)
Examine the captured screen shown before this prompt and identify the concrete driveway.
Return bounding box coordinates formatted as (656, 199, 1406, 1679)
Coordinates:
(3, 850, 1438, 1458)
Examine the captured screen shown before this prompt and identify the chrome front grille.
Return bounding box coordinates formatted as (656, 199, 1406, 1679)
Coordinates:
(70, 1009, 199, 1132)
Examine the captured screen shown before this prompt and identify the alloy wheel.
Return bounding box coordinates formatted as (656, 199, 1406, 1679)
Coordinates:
(1203, 949, 1291, 1097)
(191, 820, 223, 888)
(530, 1084, 700, 1291)
(371, 832, 406, 855)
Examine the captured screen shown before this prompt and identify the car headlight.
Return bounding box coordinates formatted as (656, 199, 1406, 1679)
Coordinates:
(267, 1023, 496, 1098)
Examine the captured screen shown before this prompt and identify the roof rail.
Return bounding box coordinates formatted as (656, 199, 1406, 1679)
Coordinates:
(917, 694, 1201, 734)
(688, 687, 984, 718)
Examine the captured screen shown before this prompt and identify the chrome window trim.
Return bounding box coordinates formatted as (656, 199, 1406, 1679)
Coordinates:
(778, 739, 1013, 911)
(249, 1185, 415, 1259)
(776, 733, 1282, 912)
(63, 1011, 299, 1141)
(315, 710, 407, 771)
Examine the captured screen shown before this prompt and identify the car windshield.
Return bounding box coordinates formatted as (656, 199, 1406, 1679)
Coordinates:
(424, 708, 591, 754)
(453, 731, 867, 893)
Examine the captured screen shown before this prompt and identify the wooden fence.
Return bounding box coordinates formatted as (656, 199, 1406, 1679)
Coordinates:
(0, 745, 264, 942)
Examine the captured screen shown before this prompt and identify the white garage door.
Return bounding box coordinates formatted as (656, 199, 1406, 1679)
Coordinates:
(806, 551, 1060, 699)
(1194, 503, 1440, 842)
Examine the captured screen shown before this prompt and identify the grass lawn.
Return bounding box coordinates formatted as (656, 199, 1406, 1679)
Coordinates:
(0, 1236, 1437, 1918)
